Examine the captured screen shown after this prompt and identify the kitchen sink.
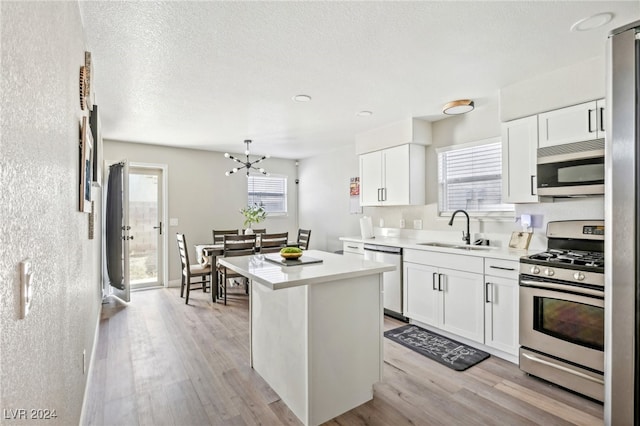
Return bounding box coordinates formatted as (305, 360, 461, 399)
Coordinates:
(416, 242, 496, 251)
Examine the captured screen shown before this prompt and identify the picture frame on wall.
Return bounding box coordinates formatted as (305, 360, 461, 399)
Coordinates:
(80, 116, 94, 213)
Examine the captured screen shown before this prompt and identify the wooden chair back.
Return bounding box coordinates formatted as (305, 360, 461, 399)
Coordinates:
(213, 229, 239, 244)
(222, 234, 257, 258)
(259, 232, 289, 254)
(297, 229, 311, 250)
(176, 233, 190, 276)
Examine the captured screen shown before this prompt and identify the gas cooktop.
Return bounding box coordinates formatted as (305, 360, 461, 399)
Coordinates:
(526, 249, 604, 269)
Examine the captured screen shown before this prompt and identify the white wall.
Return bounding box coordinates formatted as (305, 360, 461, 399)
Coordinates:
(103, 140, 298, 283)
(0, 2, 102, 424)
(298, 145, 362, 252)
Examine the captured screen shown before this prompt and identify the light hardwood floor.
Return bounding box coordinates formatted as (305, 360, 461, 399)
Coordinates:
(83, 286, 603, 426)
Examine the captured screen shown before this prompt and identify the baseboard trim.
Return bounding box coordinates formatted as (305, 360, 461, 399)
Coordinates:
(78, 304, 101, 426)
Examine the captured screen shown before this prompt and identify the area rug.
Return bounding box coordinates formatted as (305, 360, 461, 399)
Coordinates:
(384, 324, 490, 371)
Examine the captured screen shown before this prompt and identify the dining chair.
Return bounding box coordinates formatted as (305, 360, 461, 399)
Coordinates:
(213, 229, 239, 244)
(259, 232, 289, 254)
(243, 228, 266, 235)
(176, 233, 211, 305)
(297, 229, 312, 250)
(217, 234, 256, 305)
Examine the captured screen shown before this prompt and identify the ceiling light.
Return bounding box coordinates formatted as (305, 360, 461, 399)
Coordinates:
(293, 94, 312, 102)
(442, 99, 475, 115)
(224, 140, 270, 177)
(357, 110, 373, 117)
(570, 12, 614, 32)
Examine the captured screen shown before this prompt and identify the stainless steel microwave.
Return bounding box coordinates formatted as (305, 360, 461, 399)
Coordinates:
(537, 139, 605, 196)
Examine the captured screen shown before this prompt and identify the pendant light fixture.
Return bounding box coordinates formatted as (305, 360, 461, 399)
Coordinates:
(224, 139, 270, 177)
(442, 99, 475, 115)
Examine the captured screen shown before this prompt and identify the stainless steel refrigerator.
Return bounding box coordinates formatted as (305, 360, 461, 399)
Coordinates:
(606, 19, 640, 425)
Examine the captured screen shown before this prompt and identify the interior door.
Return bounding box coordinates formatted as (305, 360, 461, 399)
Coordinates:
(129, 166, 163, 289)
(105, 160, 130, 302)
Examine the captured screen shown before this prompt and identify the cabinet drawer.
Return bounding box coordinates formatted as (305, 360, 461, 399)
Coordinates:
(404, 249, 483, 274)
(484, 258, 519, 280)
(343, 241, 364, 255)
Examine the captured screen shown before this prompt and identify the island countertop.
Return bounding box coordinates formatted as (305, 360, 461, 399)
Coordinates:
(218, 249, 396, 290)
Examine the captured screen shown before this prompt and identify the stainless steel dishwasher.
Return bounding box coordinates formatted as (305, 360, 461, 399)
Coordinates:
(363, 244, 405, 320)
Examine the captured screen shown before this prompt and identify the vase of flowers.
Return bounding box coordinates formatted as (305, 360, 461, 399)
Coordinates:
(240, 204, 266, 234)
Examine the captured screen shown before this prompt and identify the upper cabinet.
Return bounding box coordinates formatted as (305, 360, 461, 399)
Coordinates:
(502, 115, 538, 203)
(360, 144, 425, 206)
(538, 99, 605, 148)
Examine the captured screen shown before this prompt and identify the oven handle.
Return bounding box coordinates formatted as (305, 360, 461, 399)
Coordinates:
(521, 352, 604, 385)
(519, 280, 603, 298)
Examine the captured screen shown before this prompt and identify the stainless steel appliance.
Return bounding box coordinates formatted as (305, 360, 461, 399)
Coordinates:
(363, 244, 405, 320)
(536, 139, 604, 196)
(519, 220, 604, 402)
(606, 19, 640, 424)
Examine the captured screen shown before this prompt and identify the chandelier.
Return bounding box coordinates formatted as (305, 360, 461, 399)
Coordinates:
(224, 139, 270, 177)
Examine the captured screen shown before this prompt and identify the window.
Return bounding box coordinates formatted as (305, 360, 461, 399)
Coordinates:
(437, 138, 513, 215)
(247, 175, 287, 214)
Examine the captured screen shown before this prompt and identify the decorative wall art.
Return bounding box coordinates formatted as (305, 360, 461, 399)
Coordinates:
(79, 116, 94, 213)
(84, 51, 93, 110)
(349, 177, 362, 214)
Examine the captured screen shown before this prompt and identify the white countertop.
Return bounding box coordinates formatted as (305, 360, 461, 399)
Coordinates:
(340, 235, 529, 261)
(218, 249, 396, 290)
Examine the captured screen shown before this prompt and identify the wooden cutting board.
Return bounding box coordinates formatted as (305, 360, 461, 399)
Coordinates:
(509, 232, 532, 249)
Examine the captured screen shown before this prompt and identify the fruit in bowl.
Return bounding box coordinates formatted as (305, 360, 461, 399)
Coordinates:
(280, 246, 303, 259)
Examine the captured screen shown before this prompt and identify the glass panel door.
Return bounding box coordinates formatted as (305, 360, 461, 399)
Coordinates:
(129, 167, 163, 289)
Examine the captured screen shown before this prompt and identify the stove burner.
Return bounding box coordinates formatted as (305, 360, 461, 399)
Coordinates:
(527, 250, 604, 268)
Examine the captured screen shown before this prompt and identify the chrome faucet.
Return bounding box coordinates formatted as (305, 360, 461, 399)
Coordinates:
(448, 209, 471, 245)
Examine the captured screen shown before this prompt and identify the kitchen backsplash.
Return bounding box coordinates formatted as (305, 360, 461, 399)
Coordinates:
(363, 196, 604, 251)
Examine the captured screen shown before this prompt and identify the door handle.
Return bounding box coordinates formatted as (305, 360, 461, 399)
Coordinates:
(432, 272, 438, 291)
(377, 188, 382, 202)
(587, 109, 595, 133)
(530, 175, 536, 196)
(382, 187, 387, 201)
(485, 282, 491, 303)
(599, 107, 605, 132)
(153, 222, 163, 235)
(438, 273, 443, 292)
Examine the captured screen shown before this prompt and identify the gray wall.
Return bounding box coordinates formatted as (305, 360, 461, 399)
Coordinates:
(0, 2, 102, 424)
(103, 140, 299, 283)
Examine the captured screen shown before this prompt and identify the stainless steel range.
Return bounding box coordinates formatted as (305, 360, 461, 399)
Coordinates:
(519, 220, 604, 402)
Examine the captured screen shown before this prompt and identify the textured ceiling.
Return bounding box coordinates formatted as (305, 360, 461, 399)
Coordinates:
(79, 1, 639, 159)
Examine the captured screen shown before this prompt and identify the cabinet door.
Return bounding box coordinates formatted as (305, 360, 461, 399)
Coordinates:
(439, 268, 484, 343)
(382, 145, 410, 205)
(359, 151, 383, 206)
(403, 262, 439, 326)
(484, 276, 519, 355)
(502, 116, 538, 203)
(538, 101, 599, 148)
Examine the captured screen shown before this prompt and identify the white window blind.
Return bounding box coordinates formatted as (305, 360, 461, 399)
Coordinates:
(248, 175, 287, 214)
(437, 139, 513, 214)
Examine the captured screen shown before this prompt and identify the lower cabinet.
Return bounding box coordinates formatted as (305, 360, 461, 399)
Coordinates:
(484, 258, 519, 356)
(342, 241, 364, 259)
(404, 259, 484, 344)
(403, 250, 520, 358)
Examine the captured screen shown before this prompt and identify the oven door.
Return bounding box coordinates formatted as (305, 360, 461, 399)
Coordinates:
(519, 277, 604, 372)
(537, 153, 604, 196)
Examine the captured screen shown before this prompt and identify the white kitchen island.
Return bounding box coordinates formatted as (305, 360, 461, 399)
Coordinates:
(218, 250, 395, 426)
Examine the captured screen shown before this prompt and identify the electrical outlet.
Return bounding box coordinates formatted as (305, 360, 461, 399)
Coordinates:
(400, 219, 405, 228)
(413, 219, 422, 230)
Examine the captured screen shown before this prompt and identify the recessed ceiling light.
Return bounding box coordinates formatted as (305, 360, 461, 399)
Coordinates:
(442, 99, 474, 115)
(293, 94, 312, 102)
(357, 110, 373, 117)
(570, 12, 614, 32)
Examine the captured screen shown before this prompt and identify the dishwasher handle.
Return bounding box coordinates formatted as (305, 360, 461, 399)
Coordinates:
(363, 244, 402, 255)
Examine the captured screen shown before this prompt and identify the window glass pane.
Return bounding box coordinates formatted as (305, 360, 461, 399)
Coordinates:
(248, 175, 287, 214)
(438, 141, 513, 213)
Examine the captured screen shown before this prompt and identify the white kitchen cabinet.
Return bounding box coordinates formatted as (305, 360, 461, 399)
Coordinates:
(359, 144, 425, 206)
(484, 258, 519, 356)
(502, 116, 538, 203)
(403, 249, 485, 344)
(538, 99, 605, 148)
(342, 241, 364, 259)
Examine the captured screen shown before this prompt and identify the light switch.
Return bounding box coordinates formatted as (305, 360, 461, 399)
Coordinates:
(169, 218, 179, 227)
(20, 259, 33, 319)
